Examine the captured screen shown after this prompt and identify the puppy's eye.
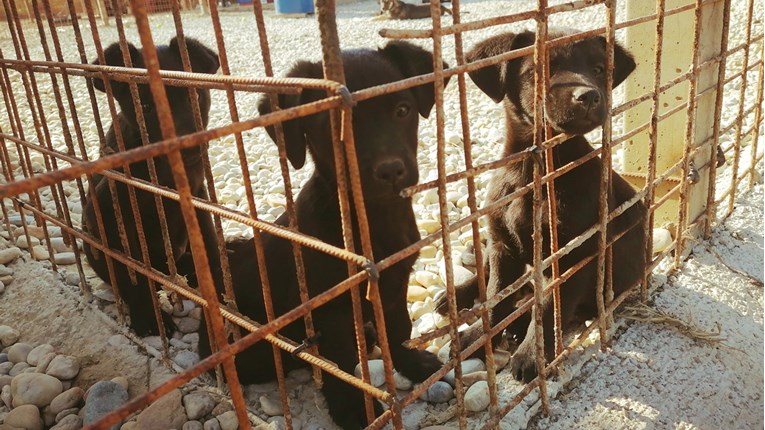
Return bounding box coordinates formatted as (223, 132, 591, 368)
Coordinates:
(394, 103, 411, 118)
(593, 65, 605, 75)
(141, 103, 154, 113)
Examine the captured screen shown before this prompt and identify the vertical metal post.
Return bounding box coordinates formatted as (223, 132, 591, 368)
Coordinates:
(623, 0, 725, 249)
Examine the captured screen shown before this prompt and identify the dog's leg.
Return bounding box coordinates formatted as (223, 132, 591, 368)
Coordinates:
(315, 308, 384, 429)
(384, 291, 442, 382)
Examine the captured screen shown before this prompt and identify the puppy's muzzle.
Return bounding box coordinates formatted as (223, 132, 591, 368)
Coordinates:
(373, 157, 407, 188)
(571, 87, 601, 109)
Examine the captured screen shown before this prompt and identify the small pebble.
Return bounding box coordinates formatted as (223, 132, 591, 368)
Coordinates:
(27, 344, 55, 366)
(0, 265, 13, 277)
(111, 377, 129, 391)
(268, 415, 303, 430)
(183, 421, 204, 430)
(259, 395, 283, 416)
(53, 252, 77, 265)
(0, 247, 22, 265)
(83, 380, 128, 430)
(63, 271, 80, 286)
(37, 352, 56, 373)
(5, 403, 44, 430)
(177, 317, 201, 334)
(49, 387, 85, 415)
(354, 359, 386, 387)
(31, 245, 50, 261)
(107, 335, 131, 348)
(8, 342, 31, 363)
(54, 407, 79, 423)
(210, 401, 232, 417)
(0, 362, 12, 375)
(10, 361, 30, 376)
(11, 373, 63, 408)
(46, 355, 80, 380)
(0, 375, 12, 390)
(418, 381, 454, 403)
(49, 237, 72, 253)
(415, 270, 441, 288)
(1, 384, 10, 408)
(173, 300, 196, 317)
(183, 392, 215, 421)
(462, 370, 488, 387)
(287, 368, 312, 384)
(394, 372, 412, 390)
(169, 338, 190, 349)
(181, 333, 200, 345)
(134, 388, 187, 430)
(407, 285, 429, 302)
(50, 413, 83, 430)
(464, 380, 490, 412)
(493, 349, 511, 369)
(174, 351, 200, 370)
(203, 418, 221, 430)
(8, 215, 34, 227)
(216, 410, 238, 430)
(0, 327, 20, 348)
(15, 234, 40, 249)
(444, 358, 486, 386)
(0, 353, 7, 364)
(653, 228, 673, 253)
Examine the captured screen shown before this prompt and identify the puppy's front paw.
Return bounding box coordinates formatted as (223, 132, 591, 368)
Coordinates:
(394, 348, 442, 382)
(509, 340, 538, 383)
(326, 388, 384, 430)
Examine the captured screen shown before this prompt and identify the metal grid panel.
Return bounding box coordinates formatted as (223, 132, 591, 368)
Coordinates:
(0, 0, 760, 429)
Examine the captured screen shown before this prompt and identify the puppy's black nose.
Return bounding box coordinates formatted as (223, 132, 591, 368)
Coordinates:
(373, 158, 406, 186)
(572, 87, 601, 108)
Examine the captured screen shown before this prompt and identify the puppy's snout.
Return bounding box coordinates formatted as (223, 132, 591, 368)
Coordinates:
(373, 158, 407, 186)
(572, 87, 601, 108)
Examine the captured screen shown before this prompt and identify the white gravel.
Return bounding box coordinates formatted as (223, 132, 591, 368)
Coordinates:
(0, 0, 762, 429)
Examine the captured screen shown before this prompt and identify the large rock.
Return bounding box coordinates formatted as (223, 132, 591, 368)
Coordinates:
(134, 389, 187, 430)
(5, 404, 43, 430)
(183, 392, 215, 421)
(11, 373, 63, 408)
(83, 380, 128, 430)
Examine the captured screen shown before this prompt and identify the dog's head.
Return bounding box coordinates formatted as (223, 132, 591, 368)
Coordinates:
(466, 29, 636, 135)
(91, 37, 220, 144)
(258, 41, 449, 200)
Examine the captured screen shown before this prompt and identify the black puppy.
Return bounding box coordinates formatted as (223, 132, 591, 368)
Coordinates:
(82, 38, 223, 337)
(435, 30, 647, 382)
(198, 41, 449, 429)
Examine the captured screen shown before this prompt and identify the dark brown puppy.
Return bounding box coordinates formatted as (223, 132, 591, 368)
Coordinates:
(435, 30, 647, 382)
(383, 0, 451, 19)
(82, 38, 223, 337)
(198, 41, 449, 429)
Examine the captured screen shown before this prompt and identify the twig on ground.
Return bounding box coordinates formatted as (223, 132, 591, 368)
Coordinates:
(619, 303, 745, 354)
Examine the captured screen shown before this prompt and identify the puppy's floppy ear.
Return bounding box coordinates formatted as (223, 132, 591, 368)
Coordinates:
(466, 32, 534, 103)
(257, 60, 321, 170)
(169, 37, 220, 75)
(378, 41, 450, 118)
(91, 42, 142, 95)
(597, 37, 636, 88)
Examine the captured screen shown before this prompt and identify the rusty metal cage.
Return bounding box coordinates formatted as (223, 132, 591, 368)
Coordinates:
(0, 0, 761, 428)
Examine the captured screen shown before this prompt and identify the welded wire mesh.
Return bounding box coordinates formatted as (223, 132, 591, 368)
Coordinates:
(0, 0, 761, 429)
